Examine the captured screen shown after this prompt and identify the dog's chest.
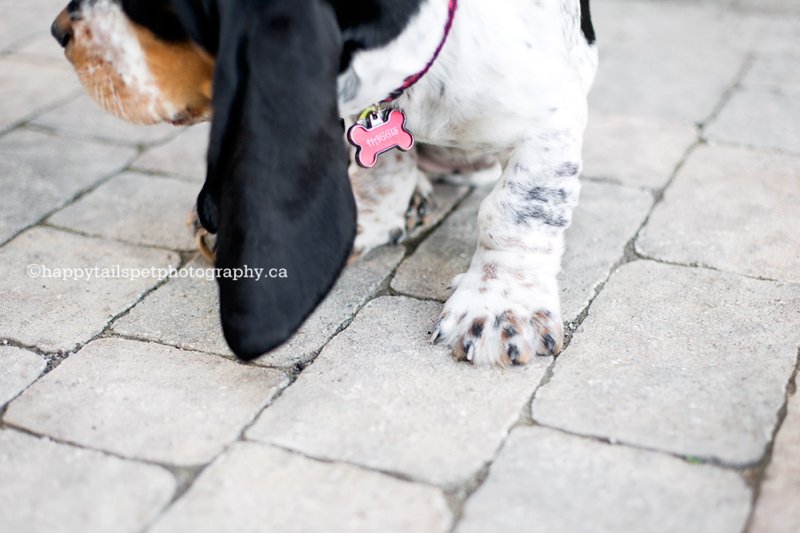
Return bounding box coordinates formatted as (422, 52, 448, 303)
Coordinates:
(339, 0, 597, 153)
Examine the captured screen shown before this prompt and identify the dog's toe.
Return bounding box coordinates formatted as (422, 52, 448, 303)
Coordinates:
(434, 268, 563, 367)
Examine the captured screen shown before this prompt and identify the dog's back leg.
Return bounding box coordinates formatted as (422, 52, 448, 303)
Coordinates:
(349, 146, 432, 260)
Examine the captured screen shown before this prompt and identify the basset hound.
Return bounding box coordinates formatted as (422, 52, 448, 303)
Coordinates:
(51, 0, 598, 366)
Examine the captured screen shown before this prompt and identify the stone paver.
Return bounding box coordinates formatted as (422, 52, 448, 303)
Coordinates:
(0, 430, 175, 533)
(637, 145, 800, 283)
(0, 347, 45, 407)
(263, 246, 406, 367)
(457, 427, 751, 533)
(393, 182, 653, 323)
(743, 56, 800, 93)
(750, 13, 800, 57)
(408, 183, 470, 240)
(248, 296, 551, 487)
(750, 389, 800, 533)
(0, 0, 798, 530)
(131, 124, 210, 183)
(736, 0, 800, 15)
(4, 338, 288, 465)
(391, 190, 483, 301)
(0, 128, 136, 244)
(0, 227, 178, 352)
(32, 95, 179, 146)
(0, 57, 79, 131)
(589, 0, 754, 122)
(583, 112, 697, 189)
(149, 443, 452, 533)
(113, 245, 405, 367)
(532, 261, 800, 464)
(48, 172, 198, 250)
(0, 0, 67, 52)
(705, 87, 800, 155)
(560, 181, 652, 322)
(110, 257, 231, 356)
(0, 10, 46, 51)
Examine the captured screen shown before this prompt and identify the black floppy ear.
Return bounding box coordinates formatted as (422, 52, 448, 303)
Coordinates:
(189, 0, 356, 359)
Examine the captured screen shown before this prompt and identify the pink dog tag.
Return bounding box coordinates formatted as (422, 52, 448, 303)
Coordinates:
(347, 109, 415, 169)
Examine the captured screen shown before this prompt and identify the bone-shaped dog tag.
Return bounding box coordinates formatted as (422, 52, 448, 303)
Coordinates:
(347, 109, 415, 169)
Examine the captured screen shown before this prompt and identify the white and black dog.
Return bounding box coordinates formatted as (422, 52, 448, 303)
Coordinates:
(51, 0, 598, 366)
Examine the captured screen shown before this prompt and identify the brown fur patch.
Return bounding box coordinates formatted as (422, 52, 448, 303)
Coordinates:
(132, 24, 214, 124)
(482, 263, 498, 281)
(60, 6, 214, 125)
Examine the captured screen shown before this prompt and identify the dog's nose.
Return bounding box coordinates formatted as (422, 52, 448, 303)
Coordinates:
(51, 17, 72, 48)
(51, 1, 81, 48)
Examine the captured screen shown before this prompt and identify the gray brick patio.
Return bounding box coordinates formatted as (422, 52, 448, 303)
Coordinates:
(1, 0, 798, 532)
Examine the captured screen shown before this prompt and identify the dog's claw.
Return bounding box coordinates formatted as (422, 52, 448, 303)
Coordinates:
(188, 208, 217, 263)
(431, 317, 444, 343)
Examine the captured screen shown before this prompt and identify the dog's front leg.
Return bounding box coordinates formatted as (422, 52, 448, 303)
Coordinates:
(349, 146, 432, 260)
(434, 132, 583, 366)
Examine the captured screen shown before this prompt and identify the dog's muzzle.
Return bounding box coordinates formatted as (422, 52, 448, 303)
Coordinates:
(51, 0, 82, 48)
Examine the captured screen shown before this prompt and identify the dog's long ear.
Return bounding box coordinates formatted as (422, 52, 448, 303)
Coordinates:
(176, 0, 356, 359)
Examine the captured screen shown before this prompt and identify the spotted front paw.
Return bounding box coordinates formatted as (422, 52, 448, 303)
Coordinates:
(432, 268, 563, 366)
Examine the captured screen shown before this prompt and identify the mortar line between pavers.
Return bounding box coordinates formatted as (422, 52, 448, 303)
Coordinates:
(6, 217, 434, 523)
(0, 419, 209, 533)
(138, 256, 415, 524)
(742, 347, 800, 533)
(261, 439, 469, 528)
(529, 421, 766, 471)
(703, 138, 800, 159)
(137, 437, 461, 533)
(443, 420, 525, 532)
(0, 344, 48, 422)
(731, 1, 800, 16)
(0, 422, 198, 473)
(578, 174, 657, 192)
(257, 438, 510, 532)
(23, 121, 187, 152)
(121, 166, 205, 185)
(4, 354, 293, 532)
(2, 249, 192, 379)
(136, 371, 294, 532)
(2, 116, 192, 250)
(103, 331, 287, 372)
(392, 185, 476, 259)
(0, 90, 83, 140)
(385, 290, 448, 304)
(699, 54, 755, 134)
(0, 152, 141, 249)
(134, 371, 300, 531)
(127, 166, 204, 185)
(0, 33, 43, 57)
(614, 48, 750, 251)
(544, 123, 703, 353)
(145, 193, 482, 525)
(622, 54, 751, 267)
(39, 221, 199, 256)
(631, 252, 794, 285)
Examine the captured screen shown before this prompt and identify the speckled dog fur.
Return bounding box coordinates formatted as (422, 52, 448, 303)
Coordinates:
(340, 0, 598, 365)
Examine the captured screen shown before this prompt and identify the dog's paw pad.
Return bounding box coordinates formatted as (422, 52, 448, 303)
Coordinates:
(433, 275, 563, 366)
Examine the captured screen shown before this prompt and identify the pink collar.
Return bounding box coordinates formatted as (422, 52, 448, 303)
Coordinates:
(381, 0, 459, 103)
